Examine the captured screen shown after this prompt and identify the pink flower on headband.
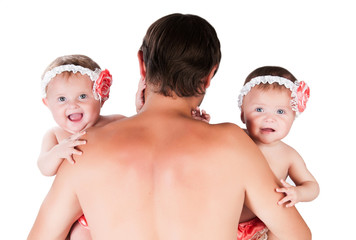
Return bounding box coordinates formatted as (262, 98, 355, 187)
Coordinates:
(95, 69, 112, 101)
(297, 81, 310, 113)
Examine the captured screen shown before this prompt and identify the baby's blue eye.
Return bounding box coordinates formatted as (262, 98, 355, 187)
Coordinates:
(79, 94, 87, 99)
(277, 109, 285, 114)
(58, 96, 66, 102)
(255, 107, 263, 112)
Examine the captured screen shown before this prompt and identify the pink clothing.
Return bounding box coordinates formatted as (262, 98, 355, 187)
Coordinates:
(78, 215, 89, 229)
(237, 217, 268, 240)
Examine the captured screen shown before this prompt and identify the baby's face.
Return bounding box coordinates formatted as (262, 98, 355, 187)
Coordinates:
(241, 87, 295, 145)
(43, 73, 101, 133)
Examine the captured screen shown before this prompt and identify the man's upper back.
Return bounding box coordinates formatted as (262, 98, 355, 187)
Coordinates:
(72, 111, 253, 239)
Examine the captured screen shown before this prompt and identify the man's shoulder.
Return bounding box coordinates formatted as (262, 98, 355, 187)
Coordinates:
(198, 122, 257, 158)
(211, 122, 243, 133)
(96, 114, 127, 127)
(209, 122, 251, 143)
(81, 117, 140, 153)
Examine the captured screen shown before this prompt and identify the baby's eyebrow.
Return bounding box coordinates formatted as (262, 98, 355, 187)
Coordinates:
(275, 105, 290, 109)
(250, 102, 266, 106)
(54, 93, 66, 97)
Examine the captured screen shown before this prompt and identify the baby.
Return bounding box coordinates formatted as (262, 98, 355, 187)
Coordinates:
(38, 54, 126, 239)
(237, 66, 319, 240)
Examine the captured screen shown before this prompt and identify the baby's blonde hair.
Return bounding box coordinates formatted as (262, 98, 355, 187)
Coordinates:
(244, 66, 298, 91)
(42, 54, 101, 80)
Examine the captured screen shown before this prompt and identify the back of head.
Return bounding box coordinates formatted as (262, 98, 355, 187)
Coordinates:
(140, 13, 221, 97)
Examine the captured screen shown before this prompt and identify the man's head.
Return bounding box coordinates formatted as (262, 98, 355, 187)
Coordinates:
(139, 13, 221, 97)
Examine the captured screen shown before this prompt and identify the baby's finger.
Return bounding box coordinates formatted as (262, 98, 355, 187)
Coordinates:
(286, 201, 296, 208)
(280, 179, 292, 188)
(78, 131, 87, 137)
(65, 156, 75, 165)
(204, 113, 211, 122)
(70, 131, 86, 141)
(73, 140, 87, 147)
(276, 187, 288, 193)
(76, 131, 87, 138)
(72, 149, 83, 156)
(278, 196, 290, 206)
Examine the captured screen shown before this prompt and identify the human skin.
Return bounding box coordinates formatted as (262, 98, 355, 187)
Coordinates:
(28, 61, 311, 239)
(38, 73, 125, 176)
(240, 87, 319, 239)
(37, 72, 125, 239)
(43, 73, 102, 134)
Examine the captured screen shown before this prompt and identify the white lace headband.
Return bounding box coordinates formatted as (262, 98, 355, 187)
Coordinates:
(41, 64, 113, 102)
(237, 75, 310, 115)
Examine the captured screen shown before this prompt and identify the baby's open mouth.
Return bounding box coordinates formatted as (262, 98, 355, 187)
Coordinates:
(68, 113, 83, 122)
(261, 128, 275, 133)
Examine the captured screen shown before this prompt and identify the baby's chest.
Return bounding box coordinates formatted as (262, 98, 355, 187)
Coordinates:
(266, 156, 290, 180)
(53, 128, 73, 142)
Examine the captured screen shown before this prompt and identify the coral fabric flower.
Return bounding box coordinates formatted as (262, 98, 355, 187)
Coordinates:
(94, 69, 112, 101)
(297, 81, 310, 113)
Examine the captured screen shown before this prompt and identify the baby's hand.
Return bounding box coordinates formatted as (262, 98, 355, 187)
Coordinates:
(135, 76, 146, 113)
(191, 107, 210, 123)
(55, 131, 87, 164)
(276, 179, 299, 207)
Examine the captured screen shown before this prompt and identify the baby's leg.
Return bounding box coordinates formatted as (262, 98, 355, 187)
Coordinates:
(68, 221, 92, 240)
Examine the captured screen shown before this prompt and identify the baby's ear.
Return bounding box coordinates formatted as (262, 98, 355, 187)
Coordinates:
(240, 110, 245, 124)
(42, 98, 48, 107)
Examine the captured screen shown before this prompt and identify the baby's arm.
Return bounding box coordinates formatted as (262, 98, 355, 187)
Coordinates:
(37, 129, 86, 176)
(276, 149, 319, 207)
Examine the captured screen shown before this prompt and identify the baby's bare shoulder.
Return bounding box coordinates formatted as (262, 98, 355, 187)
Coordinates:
(279, 141, 304, 164)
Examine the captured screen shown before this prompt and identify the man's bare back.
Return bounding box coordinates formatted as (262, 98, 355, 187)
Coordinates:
(75, 107, 255, 238)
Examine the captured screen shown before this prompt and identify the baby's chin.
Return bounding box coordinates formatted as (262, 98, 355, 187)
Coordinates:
(63, 124, 88, 134)
(251, 135, 282, 146)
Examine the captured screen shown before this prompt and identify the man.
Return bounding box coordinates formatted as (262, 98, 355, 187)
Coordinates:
(28, 13, 311, 239)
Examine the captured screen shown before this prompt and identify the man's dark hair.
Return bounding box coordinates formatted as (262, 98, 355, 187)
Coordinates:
(140, 13, 221, 97)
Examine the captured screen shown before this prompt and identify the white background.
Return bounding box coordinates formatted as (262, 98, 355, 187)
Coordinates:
(0, 0, 354, 239)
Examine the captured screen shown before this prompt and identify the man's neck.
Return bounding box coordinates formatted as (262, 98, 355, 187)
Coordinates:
(141, 89, 204, 118)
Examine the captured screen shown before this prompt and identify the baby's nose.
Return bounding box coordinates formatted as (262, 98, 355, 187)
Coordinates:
(67, 100, 80, 109)
(264, 113, 276, 122)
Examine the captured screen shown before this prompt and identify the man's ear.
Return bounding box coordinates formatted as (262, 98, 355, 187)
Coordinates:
(204, 65, 218, 89)
(42, 98, 48, 107)
(137, 50, 146, 79)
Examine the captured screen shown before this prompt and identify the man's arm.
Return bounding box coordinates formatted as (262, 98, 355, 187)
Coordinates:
(28, 161, 83, 239)
(232, 128, 311, 239)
